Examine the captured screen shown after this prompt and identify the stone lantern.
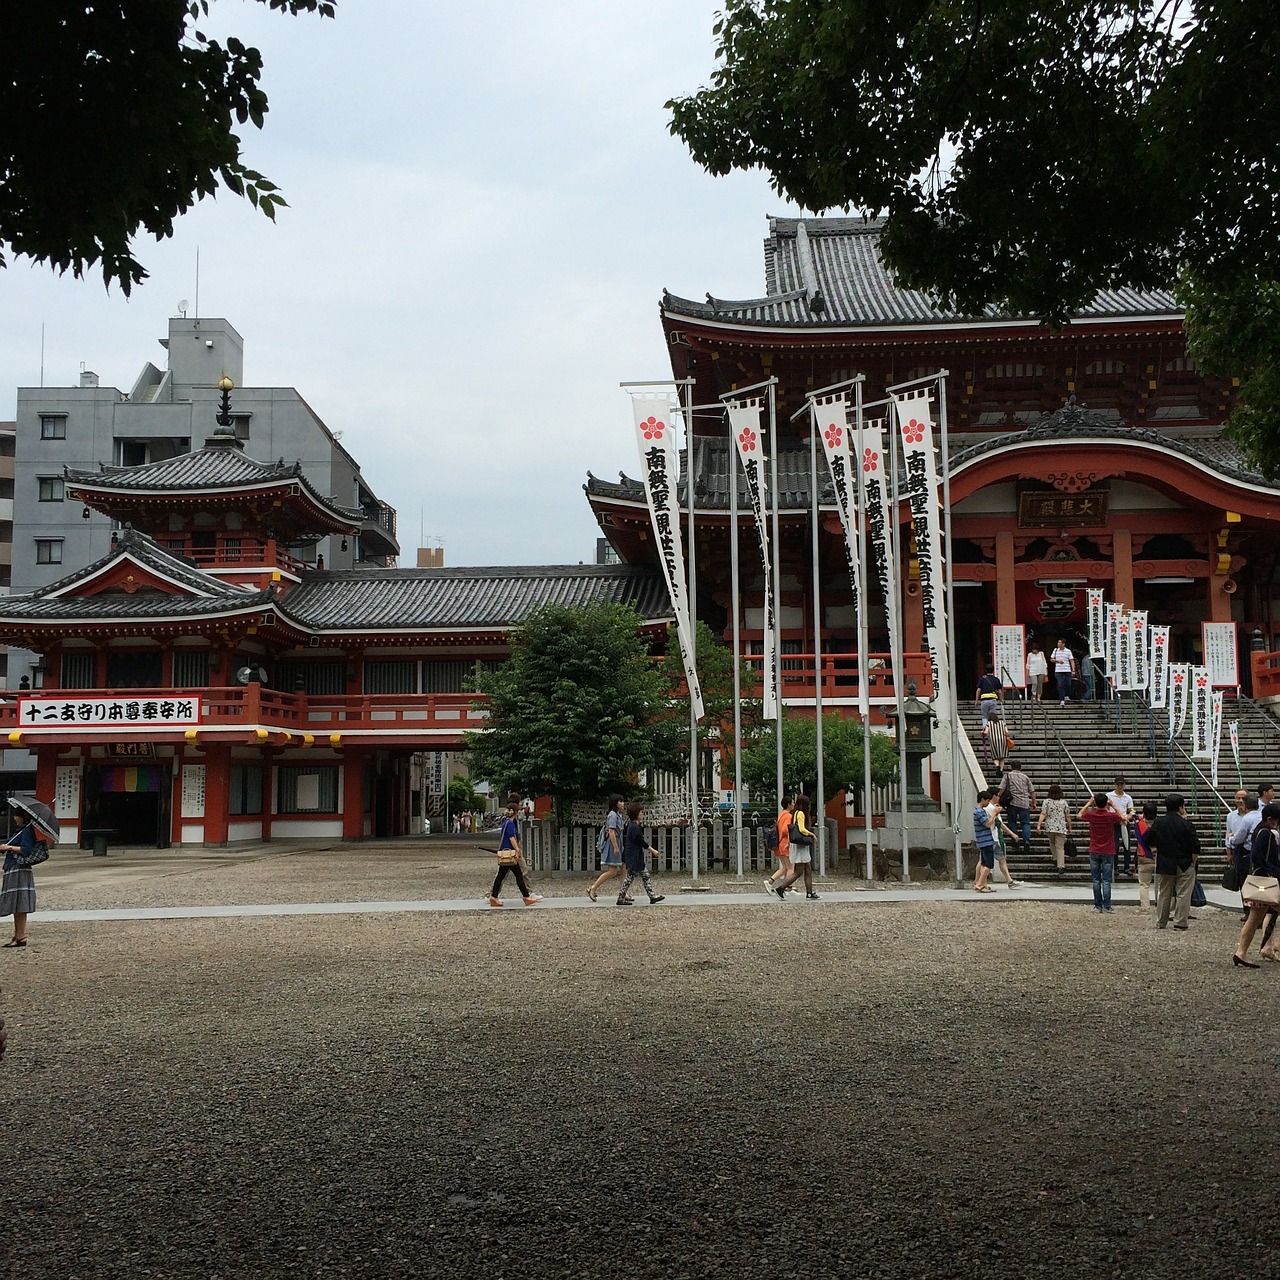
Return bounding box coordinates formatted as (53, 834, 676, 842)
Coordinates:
(884, 681, 940, 812)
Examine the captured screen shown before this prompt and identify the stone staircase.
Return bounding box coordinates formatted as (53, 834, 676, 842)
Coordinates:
(955, 691, 1280, 885)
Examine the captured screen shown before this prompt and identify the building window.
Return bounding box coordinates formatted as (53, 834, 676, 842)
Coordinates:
(274, 661, 346, 695)
(39, 415, 67, 440)
(230, 765, 265, 816)
(363, 660, 417, 695)
(61, 652, 98, 689)
(37, 476, 65, 502)
(984, 363, 1045, 380)
(172, 651, 211, 687)
(105, 650, 163, 688)
(278, 765, 339, 814)
(35, 538, 63, 564)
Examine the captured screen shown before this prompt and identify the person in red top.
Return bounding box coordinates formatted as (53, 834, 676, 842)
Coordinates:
(764, 796, 796, 895)
(1077, 792, 1125, 913)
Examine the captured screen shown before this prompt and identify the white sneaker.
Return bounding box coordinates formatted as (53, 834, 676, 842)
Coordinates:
(763, 879, 775, 894)
(786, 887, 800, 895)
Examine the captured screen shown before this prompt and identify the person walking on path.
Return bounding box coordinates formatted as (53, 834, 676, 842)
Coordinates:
(973, 788, 999, 892)
(1036, 783, 1072, 876)
(588, 795, 629, 903)
(1051, 638, 1076, 705)
(773, 794, 820, 900)
(1106, 777, 1137, 877)
(1231, 803, 1280, 967)
(487, 799, 542, 908)
(988, 790, 1024, 888)
(764, 796, 796, 895)
(0, 809, 40, 947)
(1078, 792, 1125, 912)
(1228, 791, 1261, 919)
(1000, 759, 1036, 848)
(1025, 641, 1048, 702)
(975, 664, 1004, 724)
(1145, 793, 1200, 931)
(1134, 801, 1159, 910)
(615, 801, 665, 906)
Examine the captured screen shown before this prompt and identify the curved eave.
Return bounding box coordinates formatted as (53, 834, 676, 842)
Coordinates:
(947, 436, 1280, 520)
(661, 296, 1185, 339)
(0, 601, 311, 646)
(66, 478, 362, 535)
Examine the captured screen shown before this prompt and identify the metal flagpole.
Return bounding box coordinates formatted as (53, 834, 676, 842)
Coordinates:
(729, 407, 745, 879)
(808, 405, 826, 877)
(854, 383, 875, 881)
(887, 396, 911, 881)
(938, 372, 964, 887)
(768, 380, 785, 806)
(685, 378, 700, 885)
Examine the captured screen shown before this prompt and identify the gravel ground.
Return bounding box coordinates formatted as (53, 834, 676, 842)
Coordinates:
(0, 846, 1270, 1279)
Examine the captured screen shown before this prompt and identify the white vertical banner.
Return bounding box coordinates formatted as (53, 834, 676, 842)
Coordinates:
(1131, 610, 1149, 691)
(858, 415, 900, 693)
(1087, 589, 1106, 659)
(893, 388, 949, 710)
(632, 395, 704, 719)
(1115, 612, 1135, 691)
(725, 398, 777, 719)
(1190, 665, 1213, 759)
(1105, 603, 1124, 680)
(813, 393, 868, 717)
(1168, 664, 1190, 740)
(1211, 690, 1224, 788)
(428, 751, 445, 796)
(1229, 721, 1241, 782)
(1149, 625, 1171, 708)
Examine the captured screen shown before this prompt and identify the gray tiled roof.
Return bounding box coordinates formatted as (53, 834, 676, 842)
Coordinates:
(283, 566, 673, 631)
(663, 217, 1181, 329)
(65, 445, 365, 524)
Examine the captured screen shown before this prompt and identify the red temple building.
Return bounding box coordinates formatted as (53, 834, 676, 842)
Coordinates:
(0, 425, 669, 846)
(587, 217, 1280, 695)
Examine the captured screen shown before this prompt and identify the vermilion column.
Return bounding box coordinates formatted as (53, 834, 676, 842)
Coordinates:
(995, 531, 1016, 624)
(203, 744, 231, 846)
(35, 747, 57, 803)
(1208, 564, 1234, 622)
(342, 748, 365, 840)
(1114, 528, 1134, 606)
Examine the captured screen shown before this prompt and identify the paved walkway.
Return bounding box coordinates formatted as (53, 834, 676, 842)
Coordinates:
(38, 881, 1243, 922)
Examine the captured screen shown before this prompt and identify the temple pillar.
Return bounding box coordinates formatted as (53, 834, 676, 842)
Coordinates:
(203, 743, 231, 845)
(995, 532, 1016, 624)
(1114, 528, 1134, 606)
(35, 747, 57, 804)
(343, 748, 365, 840)
(1208, 562, 1234, 622)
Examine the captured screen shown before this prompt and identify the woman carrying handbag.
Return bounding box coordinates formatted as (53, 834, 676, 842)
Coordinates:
(1232, 802, 1280, 968)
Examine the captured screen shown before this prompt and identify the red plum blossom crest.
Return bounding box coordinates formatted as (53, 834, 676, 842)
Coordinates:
(640, 416, 665, 440)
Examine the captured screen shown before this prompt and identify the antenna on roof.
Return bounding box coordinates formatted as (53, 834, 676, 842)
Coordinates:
(177, 299, 189, 318)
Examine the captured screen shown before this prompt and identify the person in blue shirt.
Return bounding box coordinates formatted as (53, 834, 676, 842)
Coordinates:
(0, 809, 40, 947)
(487, 798, 542, 908)
(973, 787, 998, 892)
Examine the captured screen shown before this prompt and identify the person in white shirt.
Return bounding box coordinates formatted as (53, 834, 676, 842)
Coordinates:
(1051, 639, 1076, 705)
(1106, 776, 1136, 875)
(1025, 641, 1048, 702)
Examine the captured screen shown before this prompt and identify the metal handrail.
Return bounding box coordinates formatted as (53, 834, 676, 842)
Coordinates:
(1119, 685, 1233, 813)
(999, 665, 1048, 746)
(1051, 730, 1093, 799)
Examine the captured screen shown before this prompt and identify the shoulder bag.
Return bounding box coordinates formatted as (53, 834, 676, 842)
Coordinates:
(1242, 874, 1280, 908)
(14, 842, 49, 869)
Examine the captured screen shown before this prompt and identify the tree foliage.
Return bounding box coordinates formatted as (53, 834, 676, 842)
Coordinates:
(0, 1, 336, 294)
(465, 604, 671, 826)
(738, 711, 898, 809)
(668, 1, 1280, 463)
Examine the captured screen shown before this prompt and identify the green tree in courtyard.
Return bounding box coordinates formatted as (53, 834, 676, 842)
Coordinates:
(0, 1, 336, 294)
(738, 710, 898, 811)
(465, 603, 670, 826)
(447, 776, 479, 814)
(668, 1, 1280, 471)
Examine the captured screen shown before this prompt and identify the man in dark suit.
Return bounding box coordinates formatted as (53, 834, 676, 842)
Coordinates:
(1145, 794, 1201, 931)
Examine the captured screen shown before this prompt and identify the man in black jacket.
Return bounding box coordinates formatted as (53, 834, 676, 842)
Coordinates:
(1145, 794, 1201, 931)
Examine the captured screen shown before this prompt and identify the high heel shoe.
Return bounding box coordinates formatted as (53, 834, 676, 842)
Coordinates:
(1232, 953, 1260, 969)
(2, 938, 26, 948)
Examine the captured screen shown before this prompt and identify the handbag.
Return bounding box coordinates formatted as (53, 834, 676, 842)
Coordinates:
(1222, 861, 1247, 892)
(496, 848, 520, 867)
(1063, 837, 1079, 860)
(13, 842, 49, 869)
(1242, 874, 1280, 908)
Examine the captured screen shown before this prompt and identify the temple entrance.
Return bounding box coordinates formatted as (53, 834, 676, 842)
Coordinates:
(82, 764, 172, 848)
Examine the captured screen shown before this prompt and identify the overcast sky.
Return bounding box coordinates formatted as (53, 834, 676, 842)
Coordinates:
(0, 1, 805, 566)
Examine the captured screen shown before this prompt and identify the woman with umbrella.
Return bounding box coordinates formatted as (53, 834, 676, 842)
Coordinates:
(0, 798, 55, 948)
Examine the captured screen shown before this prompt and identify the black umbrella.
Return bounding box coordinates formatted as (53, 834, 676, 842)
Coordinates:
(8, 796, 60, 844)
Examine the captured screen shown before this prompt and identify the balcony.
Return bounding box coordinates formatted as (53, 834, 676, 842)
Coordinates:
(0, 653, 935, 747)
